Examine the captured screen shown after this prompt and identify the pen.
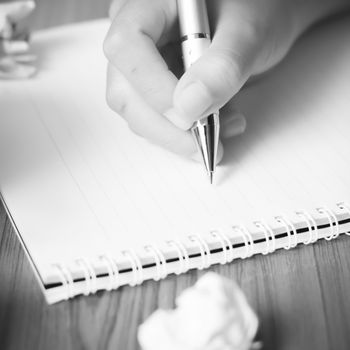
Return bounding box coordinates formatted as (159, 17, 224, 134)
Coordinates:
(177, 0, 220, 185)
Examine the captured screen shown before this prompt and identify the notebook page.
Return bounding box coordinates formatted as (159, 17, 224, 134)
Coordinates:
(0, 18, 349, 283)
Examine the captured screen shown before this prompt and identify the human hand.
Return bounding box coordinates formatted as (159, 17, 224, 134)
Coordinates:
(0, 0, 36, 79)
(104, 0, 347, 161)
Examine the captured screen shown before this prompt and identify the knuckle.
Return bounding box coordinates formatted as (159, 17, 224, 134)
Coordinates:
(208, 22, 265, 95)
(103, 27, 126, 59)
(241, 19, 264, 46)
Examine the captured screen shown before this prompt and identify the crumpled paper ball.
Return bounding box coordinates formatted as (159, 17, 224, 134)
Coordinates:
(0, 0, 36, 79)
(138, 272, 259, 350)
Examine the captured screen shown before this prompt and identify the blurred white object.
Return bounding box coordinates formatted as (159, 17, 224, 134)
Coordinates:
(0, 0, 36, 79)
(138, 272, 259, 350)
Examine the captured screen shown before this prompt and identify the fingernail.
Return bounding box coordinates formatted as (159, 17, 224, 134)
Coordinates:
(221, 113, 247, 139)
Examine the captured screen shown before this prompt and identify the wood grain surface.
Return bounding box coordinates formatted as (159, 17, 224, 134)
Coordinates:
(1, 1, 350, 349)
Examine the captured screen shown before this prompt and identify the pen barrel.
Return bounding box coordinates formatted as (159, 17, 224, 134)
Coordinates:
(177, 0, 220, 180)
(192, 113, 220, 174)
(177, 0, 210, 38)
(181, 37, 210, 70)
(193, 112, 220, 128)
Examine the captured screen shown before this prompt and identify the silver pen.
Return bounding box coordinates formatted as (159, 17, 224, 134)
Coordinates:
(177, 0, 220, 184)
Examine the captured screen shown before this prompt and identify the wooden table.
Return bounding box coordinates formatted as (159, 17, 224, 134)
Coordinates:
(1, 1, 350, 349)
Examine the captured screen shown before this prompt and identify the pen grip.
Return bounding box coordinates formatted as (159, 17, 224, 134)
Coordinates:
(181, 37, 210, 70)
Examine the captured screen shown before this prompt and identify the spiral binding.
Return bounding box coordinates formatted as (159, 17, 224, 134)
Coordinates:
(317, 206, 339, 241)
(296, 210, 318, 244)
(233, 225, 254, 258)
(210, 230, 234, 264)
(189, 234, 212, 269)
(99, 254, 120, 291)
(337, 202, 350, 236)
(145, 245, 167, 281)
(50, 203, 350, 300)
(167, 240, 190, 275)
(275, 215, 298, 250)
(122, 249, 144, 286)
(76, 258, 97, 296)
(254, 221, 276, 255)
(53, 263, 74, 300)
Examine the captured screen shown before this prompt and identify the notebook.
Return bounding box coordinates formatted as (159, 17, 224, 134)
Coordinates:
(0, 17, 350, 304)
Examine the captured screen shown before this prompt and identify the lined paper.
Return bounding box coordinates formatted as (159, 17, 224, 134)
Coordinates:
(0, 18, 349, 283)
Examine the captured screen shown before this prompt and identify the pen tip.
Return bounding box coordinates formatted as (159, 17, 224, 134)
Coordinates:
(209, 171, 214, 185)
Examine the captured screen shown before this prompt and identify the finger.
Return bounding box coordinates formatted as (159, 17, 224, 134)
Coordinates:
(164, 0, 266, 130)
(219, 101, 247, 139)
(104, 0, 178, 113)
(1, 1, 35, 22)
(106, 63, 196, 157)
(220, 112, 246, 139)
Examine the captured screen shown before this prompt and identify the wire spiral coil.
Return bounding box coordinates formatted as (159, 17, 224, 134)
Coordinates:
(53, 263, 75, 300)
(76, 258, 97, 296)
(188, 234, 212, 269)
(49, 203, 350, 300)
(337, 202, 350, 236)
(210, 230, 234, 265)
(122, 249, 143, 286)
(254, 221, 276, 255)
(99, 254, 120, 291)
(317, 206, 339, 240)
(275, 215, 298, 250)
(145, 245, 167, 281)
(296, 210, 318, 244)
(233, 225, 254, 258)
(167, 240, 190, 275)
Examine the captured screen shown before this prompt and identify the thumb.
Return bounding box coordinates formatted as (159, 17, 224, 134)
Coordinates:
(164, 10, 264, 130)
